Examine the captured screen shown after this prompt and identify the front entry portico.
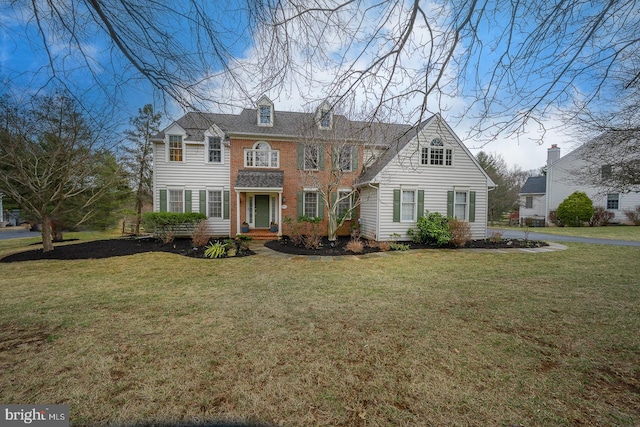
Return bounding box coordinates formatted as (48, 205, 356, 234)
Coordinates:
(234, 170, 284, 236)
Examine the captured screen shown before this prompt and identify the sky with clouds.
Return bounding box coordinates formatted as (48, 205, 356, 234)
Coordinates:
(2, 0, 630, 173)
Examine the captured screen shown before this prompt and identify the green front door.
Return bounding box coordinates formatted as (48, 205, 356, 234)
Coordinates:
(255, 195, 270, 228)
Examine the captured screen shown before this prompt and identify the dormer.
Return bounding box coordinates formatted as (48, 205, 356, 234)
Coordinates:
(257, 95, 274, 127)
(316, 101, 333, 129)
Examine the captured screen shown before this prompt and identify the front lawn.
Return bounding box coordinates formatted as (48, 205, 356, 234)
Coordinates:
(0, 238, 638, 426)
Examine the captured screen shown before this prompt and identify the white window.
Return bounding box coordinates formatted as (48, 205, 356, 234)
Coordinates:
(401, 190, 416, 221)
(304, 144, 319, 170)
(454, 191, 467, 220)
(303, 192, 319, 218)
(336, 145, 353, 171)
(320, 109, 331, 128)
(208, 136, 222, 163)
(421, 138, 452, 166)
(208, 190, 223, 218)
(245, 141, 279, 168)
(607, 193, 619, 210)
(169, 135, 183, 162)
(337, 191, 352, 219)
(259, 106, 271, 125)
(525, 196, 533, 209)
(168, 190, 183, 213)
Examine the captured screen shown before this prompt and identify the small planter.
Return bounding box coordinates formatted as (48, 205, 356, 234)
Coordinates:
(241, 223, 250, 233)
(270, 223, 278, 233)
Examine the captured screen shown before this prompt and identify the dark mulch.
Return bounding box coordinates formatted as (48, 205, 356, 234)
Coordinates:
(264, 236, 548, 256)
(0, 237, 255, 263)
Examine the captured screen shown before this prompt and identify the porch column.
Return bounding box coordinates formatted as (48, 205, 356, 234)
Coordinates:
(278, 191, 283, 237)
(236, 191, 241, 235)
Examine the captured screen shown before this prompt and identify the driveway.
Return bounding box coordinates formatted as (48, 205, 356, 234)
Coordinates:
(489, 228, 640, 247)
(0, 227, 37, 240)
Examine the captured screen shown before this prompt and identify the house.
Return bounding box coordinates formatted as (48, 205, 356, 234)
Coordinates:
(356, 115, 495, 241)
(151, 97, 494, 240)
(518, 176, 546, 226)
(523, 143, 640, 225)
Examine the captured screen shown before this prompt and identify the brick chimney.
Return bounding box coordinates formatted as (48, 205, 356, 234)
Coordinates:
(547, 144, 561, 166)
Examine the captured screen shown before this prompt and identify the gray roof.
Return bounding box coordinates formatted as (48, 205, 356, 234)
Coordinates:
(152, 110, 411, 146)
(357, 115, 437, 184)
(235, 170, 284, 189)
(519, 176, 546, 194)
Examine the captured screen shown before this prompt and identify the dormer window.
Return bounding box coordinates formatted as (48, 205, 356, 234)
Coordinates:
(257, 95, 274, 127)
(316, 101, 333, 129)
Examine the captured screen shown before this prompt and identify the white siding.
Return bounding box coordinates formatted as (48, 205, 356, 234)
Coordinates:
(368, 120, 490, 240)
(546, 150, 640, 224)
(153, 140, 231, 236)
(520, 194, 546, 219)
(359, 186, 379, 240)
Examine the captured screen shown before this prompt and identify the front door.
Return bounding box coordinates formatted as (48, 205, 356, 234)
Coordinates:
(255, 195, 270, 228)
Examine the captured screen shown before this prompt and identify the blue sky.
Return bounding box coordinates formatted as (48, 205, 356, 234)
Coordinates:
(1, 1, 632, 172)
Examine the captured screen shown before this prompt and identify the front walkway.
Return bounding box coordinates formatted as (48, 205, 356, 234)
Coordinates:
(249, 241, 568, 261)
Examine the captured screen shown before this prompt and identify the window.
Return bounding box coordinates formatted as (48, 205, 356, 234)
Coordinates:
(304, 192, 319, 218)
(245, 141, 279, 168)
(525, 196, 533, 209)
(421, 138, 452, 166)
(601, 164, 612, 180)
(304, 144, 319, 170)
(208, 190, 222, 218)
(336, 146, 353, 171)
(401, 190, 415, 221)
(168, 190, 183, 212)
(208, 136, 222, 163)
(337, 191, 352, 219)
(259, 106, 271, 125)
(169, 135, 183, 162)
(454, 191, 467, 220)
(320, 109, 331, 128)
(607, 193, 619, 210)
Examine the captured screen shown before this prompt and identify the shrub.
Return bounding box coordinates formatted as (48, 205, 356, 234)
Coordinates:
(191, 220, 212, 246)
(589, 206, 615, 227)
(623, 205, 640, 225)
(556, 191, 594, 227)
(370, 241, 390, 251)
(345, 239, 364, 253)
(449, 219, 472, 248)
(488, 230, 503, 243)
(389, 242, 410, 251)
(204, 241, 227, 258)
(548, 210, 562, 227)
(143, 212, 207, 240)
(407, 211, 451, 246)
(161, 230, 175, 244)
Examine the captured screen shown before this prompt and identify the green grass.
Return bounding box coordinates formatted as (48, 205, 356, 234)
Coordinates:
(500, 225, 640, 241)
(1, 236, 639, 426)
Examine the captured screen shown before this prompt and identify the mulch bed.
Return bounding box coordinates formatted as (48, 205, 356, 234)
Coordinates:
(0, 237, 255, 263)
(265, 236, 548, 256)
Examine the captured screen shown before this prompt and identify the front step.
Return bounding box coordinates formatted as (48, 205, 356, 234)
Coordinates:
(243, 230, 279, 241)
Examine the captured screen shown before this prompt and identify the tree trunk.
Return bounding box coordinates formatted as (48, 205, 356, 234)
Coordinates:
(327, 212, 338, 242)
(41, 214, 54, 252)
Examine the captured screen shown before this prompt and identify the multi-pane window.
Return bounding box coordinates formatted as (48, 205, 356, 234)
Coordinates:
(337, 191, 352, 219)
(525, 196, 533, 209)
(304, 192, 318, 218)
(245, 142, 279, 168)
(168, 190, 183, 213)
(169, 135, 183, 161)
(401, 190, 415, 221)
(208, 137, 222, 163)
(421, 139, 452, 166)
(454, 191, 467, 220)
(304, 145, 319, 170)
(320, 110, 331, 128)
(337, 146, 353, 171)
(259, 106, 271, 125)
(208, 190, 222, 218)
(607, 193, 619, 210)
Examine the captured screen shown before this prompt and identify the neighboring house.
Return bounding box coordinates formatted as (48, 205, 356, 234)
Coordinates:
(533, 143, 640, 224)
(151, 97, 494, 240)
(518, 176, 546, 226)
(356, 115, 495, 241)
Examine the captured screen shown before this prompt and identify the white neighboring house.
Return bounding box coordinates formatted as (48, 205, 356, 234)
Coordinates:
(356, 115, 495, 241)
(151, 114, 236, 236)
(544, 144, 640, 224)
(518, 176, 546, 226)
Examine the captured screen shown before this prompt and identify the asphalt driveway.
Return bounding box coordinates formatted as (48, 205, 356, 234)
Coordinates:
(0, 227, 37, 240)
(489, 228, 640, 247)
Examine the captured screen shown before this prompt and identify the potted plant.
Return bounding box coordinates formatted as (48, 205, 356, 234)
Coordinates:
(270, 221, 278, 232)
(241, 221, 249, 233)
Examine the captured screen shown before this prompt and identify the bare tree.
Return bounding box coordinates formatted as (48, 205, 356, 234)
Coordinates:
(0, 92, 116, 251)
(122, 104, 161, 234)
